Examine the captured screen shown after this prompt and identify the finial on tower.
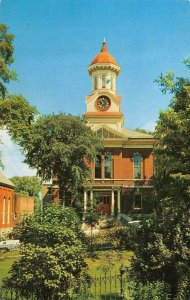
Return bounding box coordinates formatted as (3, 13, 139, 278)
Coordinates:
(101, 38, 107, 52)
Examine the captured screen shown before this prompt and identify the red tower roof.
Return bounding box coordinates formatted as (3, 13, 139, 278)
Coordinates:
(90, 41, 118, 66)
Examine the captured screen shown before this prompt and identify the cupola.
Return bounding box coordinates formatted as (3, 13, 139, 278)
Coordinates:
(88, 40, 120, 94)
(90, 40, 118, 66)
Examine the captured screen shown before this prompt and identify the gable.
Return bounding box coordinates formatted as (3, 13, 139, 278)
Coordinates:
(95, 126, 126, 139)
(0, 172, 15, 188)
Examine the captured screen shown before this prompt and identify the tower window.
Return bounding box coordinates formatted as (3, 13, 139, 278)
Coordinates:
(111, 76, 113, 90)
(95, 76, 98, 89)
(102, 75, 106, 88)
(134, 153, 142, 179)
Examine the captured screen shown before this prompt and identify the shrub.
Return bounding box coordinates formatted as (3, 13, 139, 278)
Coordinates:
(4, 205, 88, 299)
(131, 281, 171, 300)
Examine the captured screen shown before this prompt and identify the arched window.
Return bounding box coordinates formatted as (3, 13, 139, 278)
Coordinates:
(95, 155, 102, 178)
(104, 152, 112, 179)
(94, 76, 98, 89)
(102, 128, 109, 138)
(2, 197, 6, 224)
(94, 153, 113, 179)
(134, 153, 142, 179)
(102, 75, 106, 88)
(111, 76, 113, 90)
(7, 197, 11, 224)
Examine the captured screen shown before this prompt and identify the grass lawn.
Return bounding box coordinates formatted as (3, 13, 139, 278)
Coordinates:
(0, 250, 20, 283)
(0, 257, 18, 284)
(0, 249, 133, 282)
(85, 250, 134, 299)
(86, 250, 134, 276)
(0, 249, 134, 299)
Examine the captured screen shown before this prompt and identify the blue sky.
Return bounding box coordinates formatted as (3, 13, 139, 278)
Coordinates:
(0, 0, 190, 177)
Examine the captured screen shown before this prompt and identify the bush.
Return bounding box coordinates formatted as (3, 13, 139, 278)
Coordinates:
(109, 225, 131, 250)
(4, 205, 88, 299)
(132, 281, 171, 300)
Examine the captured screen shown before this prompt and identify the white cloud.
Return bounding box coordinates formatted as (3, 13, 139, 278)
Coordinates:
(0, 130, 36, 178)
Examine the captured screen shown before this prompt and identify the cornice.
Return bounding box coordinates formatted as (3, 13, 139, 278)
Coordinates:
(88, 63, 121, 75)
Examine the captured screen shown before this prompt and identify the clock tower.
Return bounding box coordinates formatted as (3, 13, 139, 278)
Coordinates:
(43, 40, 155, 216)
(84, 40, 124, 130)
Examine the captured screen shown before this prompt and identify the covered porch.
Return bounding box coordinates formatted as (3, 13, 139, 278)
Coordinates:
(83, 186, 155, 215)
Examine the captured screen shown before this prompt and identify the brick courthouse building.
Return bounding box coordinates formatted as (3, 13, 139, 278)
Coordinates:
(44, 41, 156, 215)
(83, 41, 156, 215)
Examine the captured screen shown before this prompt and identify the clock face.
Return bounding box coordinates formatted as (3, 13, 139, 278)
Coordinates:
(96, 96, 111, 111)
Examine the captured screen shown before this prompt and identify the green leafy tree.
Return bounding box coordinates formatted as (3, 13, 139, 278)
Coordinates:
(20, 113, 102, 202)
(0, 24, 38, 166)
(85, 207, 100, 252)
(131, 60, 190, 299)
(10, 176, 41, 209)
(0, 24, 17, 98)
(10, 176, 41, 197)
(0, 24, 37, 135)
(135, 127, 153, 135)
(0, 94, 38, 143)
(132, 281, 170, 300)
(4, 205, 88, 299)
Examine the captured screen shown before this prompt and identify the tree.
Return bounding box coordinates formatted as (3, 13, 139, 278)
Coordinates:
(4, 205, 88, 299)
(85, 207, 100, 253)
(10, 176, 41, 197)
(0, 94, 38, 143)
(10, 176, 41, 209)
(131, 60, 190, 299)
(20, 113, 102, 202)
(0, 25, 101, 206)
(0, 24, 38, 166)
(0, 24, 17, 99)
(135, 128, 153, 135)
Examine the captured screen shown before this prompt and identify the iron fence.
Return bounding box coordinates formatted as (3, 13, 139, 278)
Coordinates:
(0, 270, 133, 300)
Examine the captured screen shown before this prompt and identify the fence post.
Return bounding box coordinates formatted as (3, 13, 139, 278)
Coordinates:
(120, 264, 127, 300)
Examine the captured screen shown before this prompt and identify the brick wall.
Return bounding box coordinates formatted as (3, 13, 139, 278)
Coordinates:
(14, 193, 34, 225)
(0, 186, 14, 235)
(90, 147, 154, 181)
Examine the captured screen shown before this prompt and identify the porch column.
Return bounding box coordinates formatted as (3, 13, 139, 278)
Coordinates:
(90, 190, 93, 207)
(117, 189, 121, 214)
(84, 190, 87, 212)
(111, 190, 115, 215)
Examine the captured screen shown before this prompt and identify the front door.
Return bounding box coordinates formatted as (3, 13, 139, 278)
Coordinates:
(97, 194, 111, 215)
